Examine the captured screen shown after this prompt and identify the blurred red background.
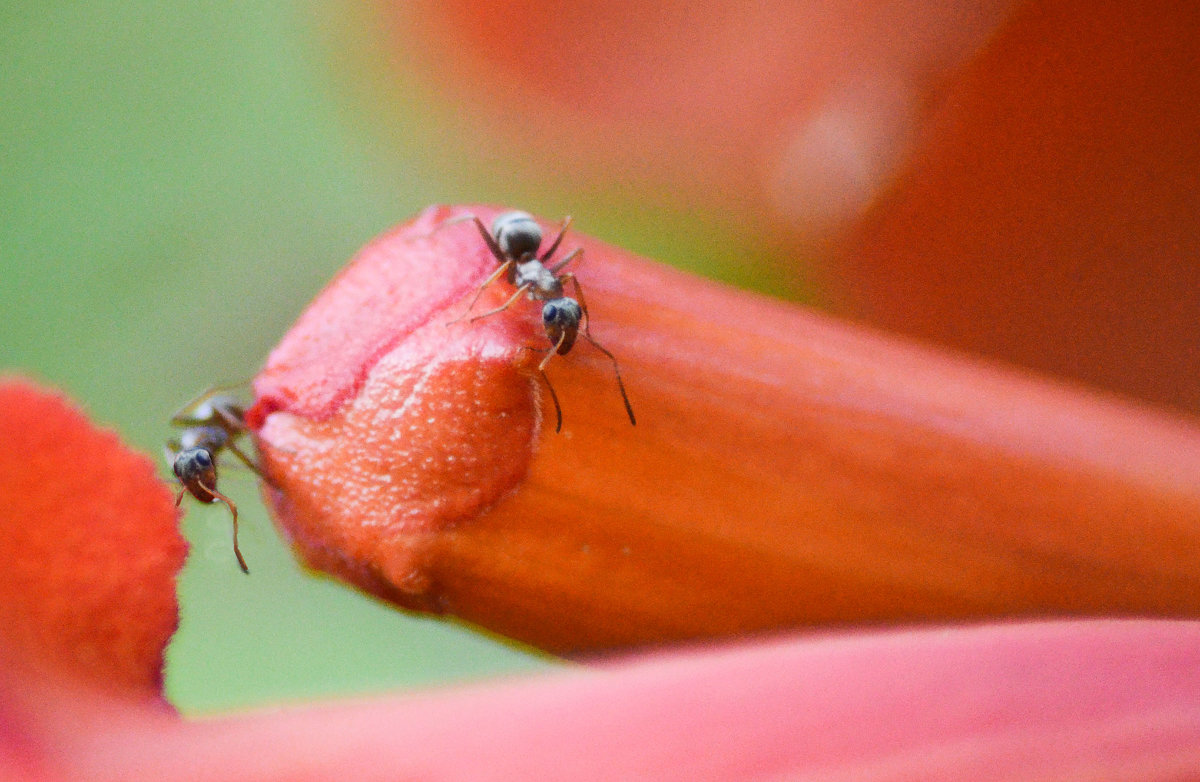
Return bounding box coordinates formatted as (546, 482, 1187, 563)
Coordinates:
(388, 0, 1200, 415)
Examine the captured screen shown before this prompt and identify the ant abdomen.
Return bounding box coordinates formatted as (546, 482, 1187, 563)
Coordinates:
(492, 211, 543, 260)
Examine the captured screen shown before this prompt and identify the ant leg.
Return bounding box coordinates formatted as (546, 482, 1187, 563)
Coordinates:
(466, 283, 532, 324)
(562, 275, 637, 427)
(422, 213, 507, 261)
(471, 216, 507, 263)
(548, 247, 583, 275)
(198, 478, 249, 574)
(538, 216, 573, 264)
(170, 393, 216, 428)
(213, 405, 247, 434)
(224, 440, 277, 487)
(559, 274, 590, 332)
(169, 382, 250, 426)
(584, 336, 636, 427)
(447, 260, 515, 325)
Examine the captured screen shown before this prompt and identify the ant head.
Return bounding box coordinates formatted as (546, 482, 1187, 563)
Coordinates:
(542, 298, 582, 354)
(173, 446, 219, 502)
(492, 211, 542, 260)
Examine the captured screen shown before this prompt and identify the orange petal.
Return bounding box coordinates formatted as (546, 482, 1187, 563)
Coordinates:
(387, 2, 1200, 415)
(391, 2, 1014, 231)
(251, 206, 1200, 654)
(841, 0, 1200, 415)
(0, 378, 187, 698)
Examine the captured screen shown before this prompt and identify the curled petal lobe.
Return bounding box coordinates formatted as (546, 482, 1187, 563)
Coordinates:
(251, 207, 544, 609)
(248, 206, 517, 424)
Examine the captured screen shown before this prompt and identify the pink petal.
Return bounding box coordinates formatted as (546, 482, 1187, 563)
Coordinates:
(67, 620, 1200, 781)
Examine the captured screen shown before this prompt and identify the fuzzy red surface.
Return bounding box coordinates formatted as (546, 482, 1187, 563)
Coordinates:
(0, 379, 186, 698)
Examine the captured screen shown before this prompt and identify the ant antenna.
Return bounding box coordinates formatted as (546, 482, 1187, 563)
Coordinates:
(560, 273, 636, 427)
(581, 333, 636, 427)
(520, 345, 565, 432)
(174, 477, 248, 574)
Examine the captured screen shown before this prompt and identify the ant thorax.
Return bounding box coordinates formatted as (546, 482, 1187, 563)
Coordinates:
(514, 260, 563, 299)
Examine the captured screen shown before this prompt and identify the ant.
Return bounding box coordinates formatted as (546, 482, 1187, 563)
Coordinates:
(166, 388, 264, 574)
(449, 210, 636, 433)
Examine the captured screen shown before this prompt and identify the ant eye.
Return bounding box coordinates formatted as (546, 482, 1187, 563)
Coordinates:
(542, 303, 558, 323)
(194, 449, 213, 468)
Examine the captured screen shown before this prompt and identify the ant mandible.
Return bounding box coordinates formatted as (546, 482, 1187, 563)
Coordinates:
(166, 388, 264, 574)
(450, 210, 636, 433)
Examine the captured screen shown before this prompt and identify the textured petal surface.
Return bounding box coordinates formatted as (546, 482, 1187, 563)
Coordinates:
(250, 206, 545, 609)
(250, 206, 1200, 654)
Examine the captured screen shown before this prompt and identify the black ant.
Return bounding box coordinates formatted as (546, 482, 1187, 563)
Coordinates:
(449, 210, 636, 433)
(166, 388, 264, 574)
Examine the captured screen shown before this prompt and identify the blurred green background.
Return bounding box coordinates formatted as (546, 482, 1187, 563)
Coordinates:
(0, 2, 789, 714)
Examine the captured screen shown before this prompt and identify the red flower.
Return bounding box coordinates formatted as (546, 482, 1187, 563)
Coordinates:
(249, 206, 1200, 653)
(386, 1, 1200, 414)
(5, 205, 1200, 778)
